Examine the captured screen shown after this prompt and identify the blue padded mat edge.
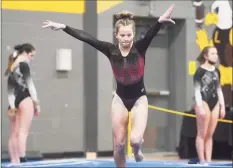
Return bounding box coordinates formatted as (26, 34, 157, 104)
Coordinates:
(1, 159, 232, 167)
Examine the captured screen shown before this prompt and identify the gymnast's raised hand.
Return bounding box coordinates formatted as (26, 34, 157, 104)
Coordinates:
(158, 4, 175, 24)
(41, 20, 66, 30)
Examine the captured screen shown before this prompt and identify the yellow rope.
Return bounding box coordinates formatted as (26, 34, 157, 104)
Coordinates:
(127, 104, 233, 157)
(148, 105, 233, 124)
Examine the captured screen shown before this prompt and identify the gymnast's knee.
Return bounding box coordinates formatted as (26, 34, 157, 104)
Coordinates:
(130, 136, 141, 147)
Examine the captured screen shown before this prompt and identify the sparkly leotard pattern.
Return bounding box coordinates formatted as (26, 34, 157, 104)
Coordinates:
(194, 67, 221, 110)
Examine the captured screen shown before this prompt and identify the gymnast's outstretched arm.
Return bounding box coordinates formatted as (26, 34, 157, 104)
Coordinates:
(135, 21, 163, 54)
(63, 26, 112, 56)
(42, 20, 112, 57)
(135, 4, 175, 54)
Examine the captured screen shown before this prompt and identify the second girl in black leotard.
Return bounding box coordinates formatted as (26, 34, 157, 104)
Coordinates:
(42, 4, 175, 168)
(191, 46, 225, 165)
(5, 43, 40, 166)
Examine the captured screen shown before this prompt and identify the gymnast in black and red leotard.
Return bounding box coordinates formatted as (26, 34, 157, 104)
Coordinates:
(42, 4, 175, 168)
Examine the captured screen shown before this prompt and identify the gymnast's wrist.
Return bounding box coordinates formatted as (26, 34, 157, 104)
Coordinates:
(9, 104, 16, 110)
(196, 105, 203, 110)
(61, 24, 67, 30)
(61, 24, 66, 29)
(10, 108, 17, 113)
(220, 103, 225, 108)
(158, 17, 162, 23)
(33, 100, 40, 105)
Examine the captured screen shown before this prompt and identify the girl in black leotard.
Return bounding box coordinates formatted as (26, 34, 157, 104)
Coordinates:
(5, 43, 40, 165)
(42, 4, 175, 168)
(192, 46, 225, 165)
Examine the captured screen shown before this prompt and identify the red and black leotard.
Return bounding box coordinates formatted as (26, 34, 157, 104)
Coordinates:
(63, 20, 163, 111)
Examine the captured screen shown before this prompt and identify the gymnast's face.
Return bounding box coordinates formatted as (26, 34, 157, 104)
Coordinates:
(25, 50, 36, 61)
(116, 25, 134, 48)
(205, 47, 218, 64)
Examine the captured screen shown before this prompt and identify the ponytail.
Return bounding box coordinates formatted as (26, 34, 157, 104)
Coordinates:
(4, 51, 19, 76)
